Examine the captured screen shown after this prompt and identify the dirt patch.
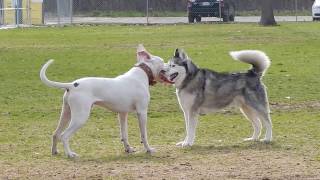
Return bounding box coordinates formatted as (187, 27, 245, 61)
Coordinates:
(1, 149, 319, 179)
(270, 101, 320, 111)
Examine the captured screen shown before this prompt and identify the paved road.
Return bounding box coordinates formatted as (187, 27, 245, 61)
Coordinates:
(66, 16, 312, 25)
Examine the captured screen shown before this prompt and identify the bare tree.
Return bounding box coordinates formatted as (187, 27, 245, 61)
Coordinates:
(260, 0, 277, 26)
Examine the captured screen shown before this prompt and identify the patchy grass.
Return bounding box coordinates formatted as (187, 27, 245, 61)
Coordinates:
(0, 23, 320, 179)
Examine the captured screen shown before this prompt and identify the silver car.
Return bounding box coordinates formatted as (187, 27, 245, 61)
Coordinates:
(312, 0, 320, 21)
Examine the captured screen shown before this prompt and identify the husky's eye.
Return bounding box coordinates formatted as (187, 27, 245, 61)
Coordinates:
(171, 64, 175, 67)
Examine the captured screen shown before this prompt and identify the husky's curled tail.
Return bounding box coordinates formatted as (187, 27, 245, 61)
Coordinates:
(229, 50, 271, 76)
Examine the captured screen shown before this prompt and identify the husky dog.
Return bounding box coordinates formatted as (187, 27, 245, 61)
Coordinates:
(164, 49, 272, 147)
(40, 45, 169, 158)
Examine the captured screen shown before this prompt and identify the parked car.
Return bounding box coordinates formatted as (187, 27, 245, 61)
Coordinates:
(312, 0, 320, 21)
(187, 0, 235, 23)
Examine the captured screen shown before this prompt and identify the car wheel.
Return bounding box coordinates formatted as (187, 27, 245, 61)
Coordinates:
(222, 12, 229, 22)
(188, 13, 195, 23)
(229, 15, 235, 21)
(195, 16, 201, 22)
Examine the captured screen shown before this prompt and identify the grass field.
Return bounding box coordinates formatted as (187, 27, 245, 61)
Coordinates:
(0, 23, 320, 179)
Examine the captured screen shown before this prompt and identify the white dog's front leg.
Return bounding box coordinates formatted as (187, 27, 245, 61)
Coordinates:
(118, 112, 135, 153)
(137, 112, 155, 153)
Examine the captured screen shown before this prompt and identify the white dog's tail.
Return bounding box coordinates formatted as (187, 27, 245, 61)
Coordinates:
(40, 60, 73, 89)
(229, 50, 271, 76)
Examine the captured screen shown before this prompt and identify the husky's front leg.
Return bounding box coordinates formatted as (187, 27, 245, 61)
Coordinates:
(183, 111, 198, 147)
(137, 111, 155, 153)
(176, 111, 189, 146)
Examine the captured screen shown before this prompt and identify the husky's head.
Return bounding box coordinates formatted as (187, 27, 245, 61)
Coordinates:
(136, 44, 170, 84)
(163, 48, 198, 87)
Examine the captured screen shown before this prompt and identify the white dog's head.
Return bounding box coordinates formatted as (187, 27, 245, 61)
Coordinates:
(136, 44, 171, 85)
(162, 48, 198, 86)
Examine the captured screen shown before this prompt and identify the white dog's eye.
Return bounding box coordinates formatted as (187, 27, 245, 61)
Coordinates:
(171, 64, 175, 67)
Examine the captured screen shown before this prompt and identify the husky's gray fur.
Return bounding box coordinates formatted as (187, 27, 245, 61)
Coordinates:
(165, 49, 272, 147)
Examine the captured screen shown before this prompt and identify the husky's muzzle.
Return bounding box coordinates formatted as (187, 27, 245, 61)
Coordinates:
(159, 70, 174, 84)
(169, 72, 178, 81)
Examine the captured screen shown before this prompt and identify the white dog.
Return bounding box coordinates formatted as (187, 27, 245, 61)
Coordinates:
(40, 44, 167, 158)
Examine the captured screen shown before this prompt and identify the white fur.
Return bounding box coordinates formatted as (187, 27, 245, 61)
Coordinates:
(40, 44, 164, 158)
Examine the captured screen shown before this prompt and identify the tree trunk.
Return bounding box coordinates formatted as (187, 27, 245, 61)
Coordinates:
(260, 0, 277, 26)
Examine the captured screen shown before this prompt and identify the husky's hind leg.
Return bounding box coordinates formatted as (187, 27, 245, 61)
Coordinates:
(240, 103, 262, 141)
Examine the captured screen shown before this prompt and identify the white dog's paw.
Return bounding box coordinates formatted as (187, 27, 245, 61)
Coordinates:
(125, 146, 136, 153)
(243, 137, 259, 142)
(66, 151, 79, 158)
(146, 147, 156, 154)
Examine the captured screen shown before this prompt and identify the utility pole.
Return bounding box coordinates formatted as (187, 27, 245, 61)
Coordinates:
(146, 0, 149, 24)
(295, 0, 298, 22)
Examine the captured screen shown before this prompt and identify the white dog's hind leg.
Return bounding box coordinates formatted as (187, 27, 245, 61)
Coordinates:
(118, 112, 135, 153)
(240, 105, 261, 141)
(52, 97, 71, 155)
(137, 112, 155, 153)
(60, 97, 92, 158)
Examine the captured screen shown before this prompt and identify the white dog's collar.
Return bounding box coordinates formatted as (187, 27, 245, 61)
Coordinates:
(135, 63, 156, 86)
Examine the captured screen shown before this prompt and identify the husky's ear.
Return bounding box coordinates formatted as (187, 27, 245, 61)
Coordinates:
(179, 49, 189, 60)
(174, 48, 180, 58)
(174, 48, 189, 60)
(137, 44, 151, 62)
(185, 59, 198, 75)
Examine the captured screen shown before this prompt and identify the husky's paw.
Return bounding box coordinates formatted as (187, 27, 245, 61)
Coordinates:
(66, 151, 79, 158)
(181, 141, 193, 147)
(176, 141, 193, 147)
(243, 137, 259, 142)
(260, 138, 272, 143)
(146, 147, 156, 154)
(125, 146, 136, 153)
(176, 141, 185, 146)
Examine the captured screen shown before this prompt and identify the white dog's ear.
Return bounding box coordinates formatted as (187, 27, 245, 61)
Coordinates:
(137, 44, 151, 62)
(174, 48, 188, 60)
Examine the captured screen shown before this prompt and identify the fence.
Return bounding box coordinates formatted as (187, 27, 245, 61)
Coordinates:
(44, 0, 314, 25)
(0, 0, 30, 27)
(0, 0, 43, 28)
(1, 0, 316, 27)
